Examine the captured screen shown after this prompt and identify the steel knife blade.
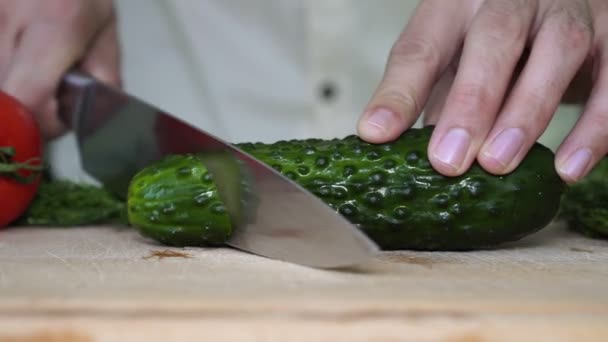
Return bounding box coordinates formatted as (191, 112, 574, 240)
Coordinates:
(57, 71, 379, 268)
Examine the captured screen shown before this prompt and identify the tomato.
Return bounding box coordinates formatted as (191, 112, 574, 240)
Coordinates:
(0, 91, 43, 227)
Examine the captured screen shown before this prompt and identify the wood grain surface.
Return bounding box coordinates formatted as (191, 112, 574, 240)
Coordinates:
(0, 221, 607, 341)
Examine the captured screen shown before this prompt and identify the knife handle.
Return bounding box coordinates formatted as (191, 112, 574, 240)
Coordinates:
(57, 71, 97, 129)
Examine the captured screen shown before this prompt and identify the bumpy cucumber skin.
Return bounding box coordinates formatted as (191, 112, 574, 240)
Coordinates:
(127, 154, 232, 246)
(237, 126, 565, 250)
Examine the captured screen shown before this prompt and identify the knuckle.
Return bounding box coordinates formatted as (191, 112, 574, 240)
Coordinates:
(485, 23, 524, 48)
(586, 110, 608, 130)
(479, 3, 530, 44)
(563, 20, 594, 50)
(548, 3, 594, 50)
(449, 83, 495, 113)
(377, 86, 421, 114)
(389, 36, 441, 70)
(519, 87, 555, 123)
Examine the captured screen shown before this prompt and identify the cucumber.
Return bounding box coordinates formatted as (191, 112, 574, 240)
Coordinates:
(128, 126, 566, 250)
(127, 153, 241, 246)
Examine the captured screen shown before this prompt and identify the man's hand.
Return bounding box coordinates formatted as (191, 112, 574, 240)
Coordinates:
(358, 0, 608, 183)
(0, 0, 120, 140)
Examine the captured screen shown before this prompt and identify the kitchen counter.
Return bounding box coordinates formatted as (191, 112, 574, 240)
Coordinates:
(1, 222, 607, 341)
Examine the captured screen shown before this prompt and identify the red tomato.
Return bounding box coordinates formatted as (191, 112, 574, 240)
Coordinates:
(0, 92, 43, 227)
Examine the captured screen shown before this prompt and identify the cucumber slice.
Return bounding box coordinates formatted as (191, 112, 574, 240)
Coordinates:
(127, 154, 240, 246)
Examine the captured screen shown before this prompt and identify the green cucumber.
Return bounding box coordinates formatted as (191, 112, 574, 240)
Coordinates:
(127, 126, 566, 250)
(127, 153, 241, 246)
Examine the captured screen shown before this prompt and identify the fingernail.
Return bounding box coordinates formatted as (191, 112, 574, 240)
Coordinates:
(484, 128, 525, 167)
(559, 148, 592, 181)
(365, 108, 395, 134)
(433, 128, 470, 170)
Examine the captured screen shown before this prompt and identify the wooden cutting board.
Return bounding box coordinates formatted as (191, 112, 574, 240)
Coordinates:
(0, 221, 607, 341)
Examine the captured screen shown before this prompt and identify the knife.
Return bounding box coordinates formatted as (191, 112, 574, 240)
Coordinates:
(57, 71, 379, 268)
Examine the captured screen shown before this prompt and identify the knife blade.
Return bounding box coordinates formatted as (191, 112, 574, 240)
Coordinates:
(57, 71, 379, 268)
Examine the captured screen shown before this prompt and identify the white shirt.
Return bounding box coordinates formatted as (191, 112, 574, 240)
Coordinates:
(117, 0, 419, 142)
(49, 0, 577, 180)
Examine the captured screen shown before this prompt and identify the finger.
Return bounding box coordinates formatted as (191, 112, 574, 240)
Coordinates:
(555, 76, 608, 183)
(427, 0, 536, 176)
(423, 64, 456, 126)
(478, 1, 594, 175)
(357, 0, 468, 143)
(36, 98, 62, 139)
(2, 21, 89, 139)
(0, 9, 21, 80)
(80, 18, 122, 88)
(555, 11, 608, 183)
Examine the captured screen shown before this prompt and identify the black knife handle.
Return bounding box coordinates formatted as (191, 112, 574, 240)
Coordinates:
(57, 70, 96, 129)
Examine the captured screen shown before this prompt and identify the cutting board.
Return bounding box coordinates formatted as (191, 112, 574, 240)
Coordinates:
(1, 221, 607, 341)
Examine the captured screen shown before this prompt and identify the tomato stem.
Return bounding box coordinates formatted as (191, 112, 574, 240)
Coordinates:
(0, 145, 45, 184)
